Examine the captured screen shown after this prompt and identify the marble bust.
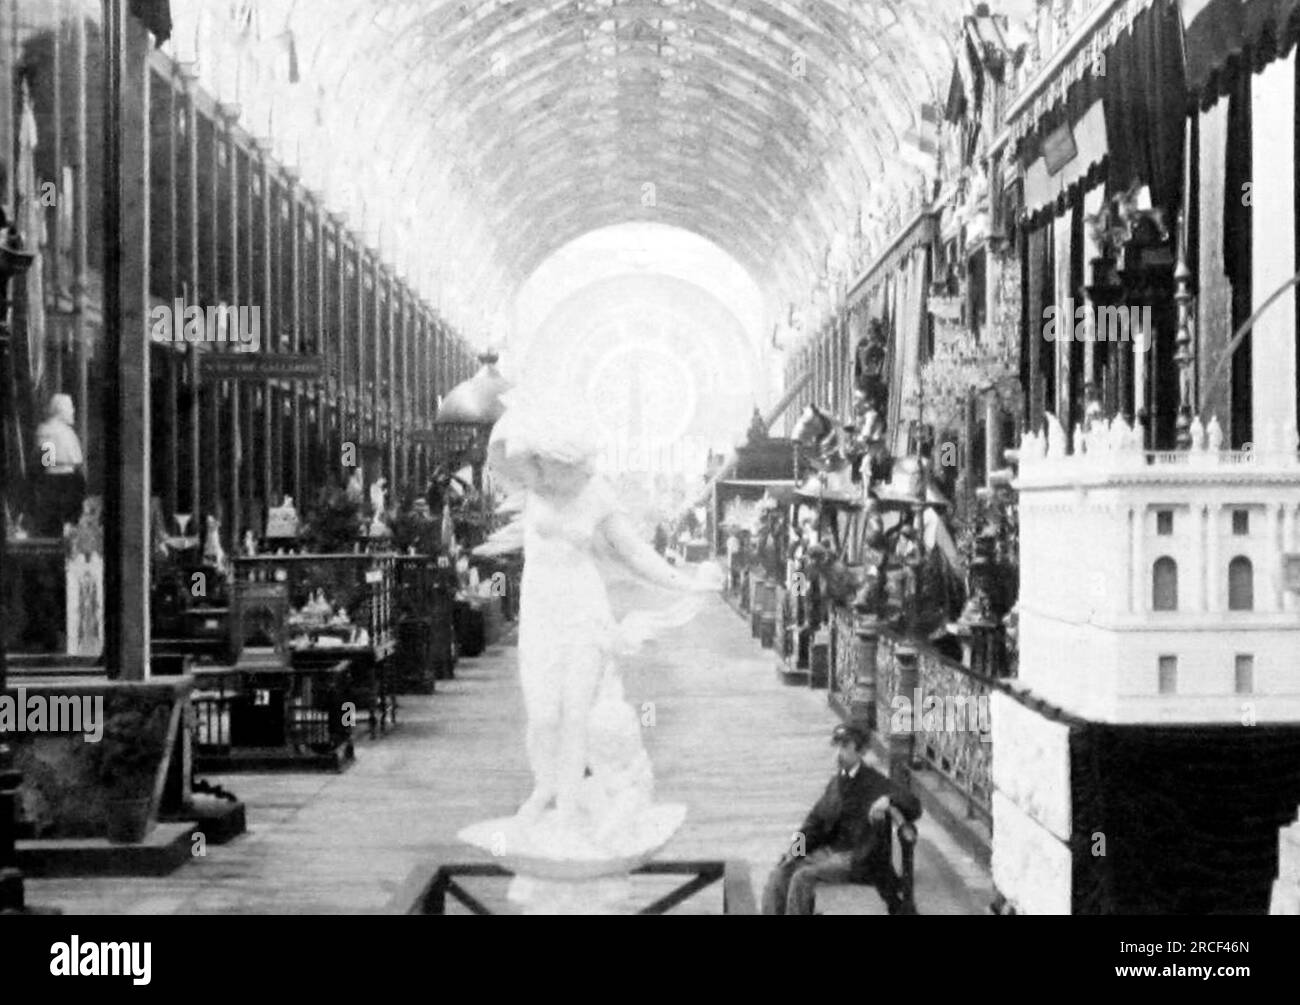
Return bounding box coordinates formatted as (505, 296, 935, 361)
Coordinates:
(35, 393, 83, 471)
(33, 393, 86, 534)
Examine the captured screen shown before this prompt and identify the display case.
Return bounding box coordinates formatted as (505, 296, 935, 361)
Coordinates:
(392, 554, 457, 692)
(191, 655, 354, 772)
(231, 553, 398, 738)
(151, 544, 237, 672)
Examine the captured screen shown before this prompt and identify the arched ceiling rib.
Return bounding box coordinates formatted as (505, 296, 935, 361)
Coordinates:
(177, 0, 961, 339)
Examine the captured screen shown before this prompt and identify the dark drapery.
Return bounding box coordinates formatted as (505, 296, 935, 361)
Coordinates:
(1185, 0, 1300, 108)
(1225, 69, 1253, 447)
(128, 0, 172, 44)
(1069, 188, 1087, 429)
(1014, 1, 1187, 217)
(1023, 222, 1052, 426)
(1102, 0, 1187, 216)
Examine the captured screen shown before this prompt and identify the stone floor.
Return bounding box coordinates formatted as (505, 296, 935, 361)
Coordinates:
(27, 580, 994, 914)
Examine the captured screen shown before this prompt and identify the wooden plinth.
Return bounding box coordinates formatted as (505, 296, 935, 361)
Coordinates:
(18, 822, 197, 877)
(195, 740, 354, 774)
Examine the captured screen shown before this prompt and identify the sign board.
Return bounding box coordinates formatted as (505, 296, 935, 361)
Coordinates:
(1043, 122, 1078, 176)
(202, 352, 326, 382)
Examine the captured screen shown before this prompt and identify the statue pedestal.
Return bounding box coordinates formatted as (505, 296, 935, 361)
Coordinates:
(458, 803, 686, 914)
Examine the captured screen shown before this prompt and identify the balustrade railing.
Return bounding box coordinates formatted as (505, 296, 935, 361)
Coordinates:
(845, 618, 997, 822)
(830, 607, 857, 701)
(912, 645, 994, 822)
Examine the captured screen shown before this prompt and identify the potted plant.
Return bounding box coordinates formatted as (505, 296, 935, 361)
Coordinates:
(301, 486, 366, 554)
(94, 706, 167, 844)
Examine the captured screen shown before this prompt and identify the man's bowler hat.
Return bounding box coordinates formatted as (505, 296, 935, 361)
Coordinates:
(831, 722, 871, 748)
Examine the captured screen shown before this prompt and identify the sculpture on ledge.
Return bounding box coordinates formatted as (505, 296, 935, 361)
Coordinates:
(855, 320, 888, 404)
(265, 495, 300, 539)
(1207, 415, 1224, 453)
(367, 478, 392, 539)
(201, 516, 227, 575)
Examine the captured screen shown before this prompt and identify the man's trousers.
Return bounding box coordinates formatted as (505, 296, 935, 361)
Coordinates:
(761, 847, 905, 916)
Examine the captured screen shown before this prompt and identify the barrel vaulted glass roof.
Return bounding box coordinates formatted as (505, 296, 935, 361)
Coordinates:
(168, 0, 962, 342)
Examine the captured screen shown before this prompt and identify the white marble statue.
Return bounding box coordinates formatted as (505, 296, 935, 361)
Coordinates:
(1044, 412, 1067, 459)
(34, 393, 86, 534)
(35, 393, 83, 471)
(1207, 415, 1224, 453)
(1106, 415, 1124, 451)
(1019, 429, 1044, 466)
(462, 385, 718, 877)
(1086, 415, 1109, 458)
(345, 467, 365, 502)
(203, 515, 228, 574)
(579, 665, 656, 849)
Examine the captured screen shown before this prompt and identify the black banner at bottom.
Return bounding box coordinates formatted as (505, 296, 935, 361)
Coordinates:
(0, 913, 1283, 991)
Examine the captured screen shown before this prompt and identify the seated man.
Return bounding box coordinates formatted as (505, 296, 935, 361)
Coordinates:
(762, 721, 922, 916)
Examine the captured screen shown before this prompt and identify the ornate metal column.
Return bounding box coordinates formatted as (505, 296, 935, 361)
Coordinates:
(1173, 259, 1197, 450)
(849, 612, 881, 728)
(1174, 120, 1198, 451)
(891, 645, 919, 787)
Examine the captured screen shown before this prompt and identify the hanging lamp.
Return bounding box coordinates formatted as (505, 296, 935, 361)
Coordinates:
(434, 350, 510, 426)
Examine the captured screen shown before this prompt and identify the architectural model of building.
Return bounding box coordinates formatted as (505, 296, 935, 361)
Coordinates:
(1014, 416, 1300, 724)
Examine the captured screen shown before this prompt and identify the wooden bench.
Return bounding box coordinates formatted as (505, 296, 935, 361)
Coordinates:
(819, 806, 918, 914)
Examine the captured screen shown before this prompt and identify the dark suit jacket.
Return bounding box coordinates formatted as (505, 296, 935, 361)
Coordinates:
(799, 761, 922, 882)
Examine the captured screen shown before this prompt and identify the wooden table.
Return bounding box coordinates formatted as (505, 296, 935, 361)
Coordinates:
(291, 640, 397, 739)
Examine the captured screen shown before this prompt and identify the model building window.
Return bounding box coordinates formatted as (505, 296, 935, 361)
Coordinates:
(1235, 655, 1255, 695)
(1152, 557, 1178, 611)
(1228, 557, 1254, 610)
(1155, 510, 1173, 535)
(1158, 655, 1178, 694)
(1232, 510, 1249, 535)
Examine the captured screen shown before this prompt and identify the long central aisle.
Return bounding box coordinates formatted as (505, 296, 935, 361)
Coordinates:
(28, 583, 991, 915)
